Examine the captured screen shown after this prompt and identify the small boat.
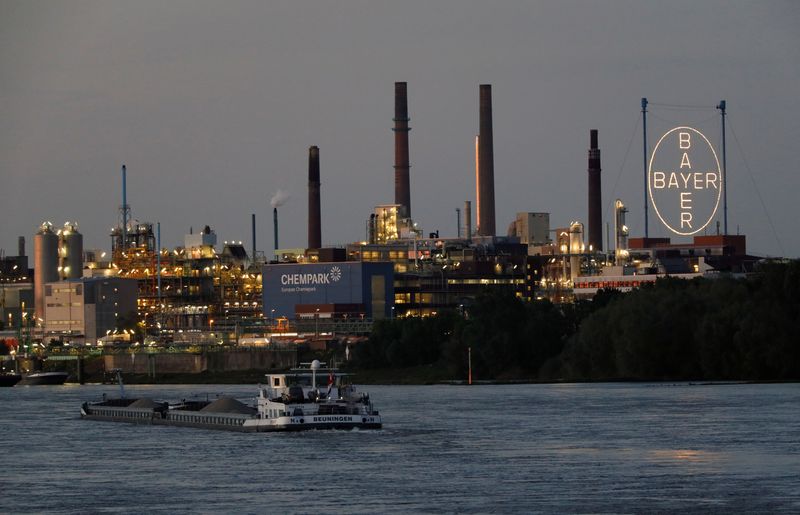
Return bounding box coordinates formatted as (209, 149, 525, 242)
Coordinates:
(0, 373, 22, 387)
(81, 361, 381, 432)
(17, 371, 69, 386)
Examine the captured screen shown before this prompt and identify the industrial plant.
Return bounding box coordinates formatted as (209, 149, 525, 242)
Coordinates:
(0, 83, 760, 373)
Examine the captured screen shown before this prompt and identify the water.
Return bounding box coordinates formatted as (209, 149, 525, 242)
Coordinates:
(2, 382, 799, 514)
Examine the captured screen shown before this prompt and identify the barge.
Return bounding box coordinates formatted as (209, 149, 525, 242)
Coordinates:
(81, 361, 381, 432)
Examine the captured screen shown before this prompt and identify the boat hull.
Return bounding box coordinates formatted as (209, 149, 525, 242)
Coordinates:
(18, 372, 69, 386)
(81, 405, 381, 432)
(0, 374, 22, 387)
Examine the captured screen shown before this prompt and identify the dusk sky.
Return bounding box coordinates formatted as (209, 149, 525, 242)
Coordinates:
(2, 1, 798, 258)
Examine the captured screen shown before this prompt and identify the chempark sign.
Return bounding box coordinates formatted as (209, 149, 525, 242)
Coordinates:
(648, 126, 722, 236)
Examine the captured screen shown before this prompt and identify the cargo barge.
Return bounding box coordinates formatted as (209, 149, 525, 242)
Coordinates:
(81, 361, 381, 432)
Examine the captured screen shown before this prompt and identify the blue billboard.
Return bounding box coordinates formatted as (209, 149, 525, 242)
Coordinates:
(262, 262, 393, 319)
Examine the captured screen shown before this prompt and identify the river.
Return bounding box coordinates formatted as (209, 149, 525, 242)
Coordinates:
(1, 382, 798, 513)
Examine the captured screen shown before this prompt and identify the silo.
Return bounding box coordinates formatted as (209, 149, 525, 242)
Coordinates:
(59, 222, 83, 279)
(568, 221, 584, 282)
(34, 222, 60, 320)
(614, 200, 630, 266)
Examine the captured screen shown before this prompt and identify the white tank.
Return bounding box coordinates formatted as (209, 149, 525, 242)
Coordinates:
(34, 222, 60, 320)
(568, 221, 584, 281)
(614, 200, 630, 266)
(59, 222, 83, 279)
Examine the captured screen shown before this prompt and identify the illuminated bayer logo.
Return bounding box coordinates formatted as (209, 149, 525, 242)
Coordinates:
(648, 126, 722, 236)
(329, 266, 342, 282)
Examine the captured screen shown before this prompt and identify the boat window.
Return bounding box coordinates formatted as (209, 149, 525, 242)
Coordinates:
(273, 377, 281, 387)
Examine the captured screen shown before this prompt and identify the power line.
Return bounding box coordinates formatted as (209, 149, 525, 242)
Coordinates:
(649, 111, 719, 127)
(728, 117, 785, 256)
(604, 114, 640, 229)
(648, 101, 716, 111)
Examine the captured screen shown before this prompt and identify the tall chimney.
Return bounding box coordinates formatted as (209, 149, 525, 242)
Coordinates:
(478, 85, 496, 236)
(588, 129, 603, 252)
(308, 145, 322, 249)
(464, 201, 472, 242)
(121, 164, 128, 251)
(393, 82, 411, 218)
(251, 213, 257, 263)
(474, 135, 480, 233)
(273, 207, 279, 256)
(18, 236, 25, 257)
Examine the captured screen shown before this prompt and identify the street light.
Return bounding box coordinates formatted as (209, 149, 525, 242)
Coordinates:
(315, 308, 320, 336)
(391, 306, 395, 320)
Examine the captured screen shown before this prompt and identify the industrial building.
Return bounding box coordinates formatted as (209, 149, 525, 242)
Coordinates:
(261, 261, 394, 321)
(0, 84, 765, 351)
(43, 277, 138, 344)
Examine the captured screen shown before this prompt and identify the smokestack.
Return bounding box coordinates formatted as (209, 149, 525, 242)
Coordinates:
(308, 146, 322, 249)
(18, 236, 25, 257)
(273, 207, 279, 256)
(588, 129, 603, 252)
(251, 213, 257, 263)
(464, 201, 472, 242)
(121, 164, 127, 251)
(393, 82, 411, 218)
(474, 135, 480, 232)
(478, 85, 496, 236)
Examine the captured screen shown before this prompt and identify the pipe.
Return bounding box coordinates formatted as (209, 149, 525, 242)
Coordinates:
(464, 201, 472, 242)
(478, 85, 495, 236)
(251, 213, 257, 263)
(587, 129, 603, 252)
(273, 207, 279, 256)
(393, 82, 411, 218)
(308, 146, 322, 249)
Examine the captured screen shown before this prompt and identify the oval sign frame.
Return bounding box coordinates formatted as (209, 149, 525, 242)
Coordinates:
(647, 126, 723, 236)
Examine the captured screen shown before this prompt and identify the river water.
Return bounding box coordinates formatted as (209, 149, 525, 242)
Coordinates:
(1, 382, 798, 514)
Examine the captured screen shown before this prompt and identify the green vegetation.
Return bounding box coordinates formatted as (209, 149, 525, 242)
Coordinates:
(352, 260, 800, 382)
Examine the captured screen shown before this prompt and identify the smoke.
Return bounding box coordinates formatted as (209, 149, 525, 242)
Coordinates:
(270, 189, 290, 208)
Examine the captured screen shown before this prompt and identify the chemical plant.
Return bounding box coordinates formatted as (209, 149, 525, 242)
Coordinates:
(0, 83, 760, 363)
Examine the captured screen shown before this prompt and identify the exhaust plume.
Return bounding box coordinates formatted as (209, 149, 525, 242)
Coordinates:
(270, 189, 290, 208)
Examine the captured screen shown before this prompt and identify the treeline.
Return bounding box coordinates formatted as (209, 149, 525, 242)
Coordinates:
(352, 260, 800, 381)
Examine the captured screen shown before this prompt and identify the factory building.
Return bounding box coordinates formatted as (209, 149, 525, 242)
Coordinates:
(262, 262, 394, 321)
(43, 277, 138, 344)
(1, 236, 32, 330)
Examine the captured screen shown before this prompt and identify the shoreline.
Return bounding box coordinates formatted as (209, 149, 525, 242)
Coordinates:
(59, 369, 799, 387)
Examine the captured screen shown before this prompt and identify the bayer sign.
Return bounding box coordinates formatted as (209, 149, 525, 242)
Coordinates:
(648, 126, 722, 236)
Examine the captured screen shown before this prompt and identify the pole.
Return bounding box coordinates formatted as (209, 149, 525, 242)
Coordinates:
(641, 98, 649, 239)
(468, 346, 472, 385)
(456, 208, 461, 239)
(717, 100, 728, 235)
(157, 222, 161, 337)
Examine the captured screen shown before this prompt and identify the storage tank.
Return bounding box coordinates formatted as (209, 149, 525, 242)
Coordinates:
(59, 222, 83, 279)
(614, 199, 630, 266)
(568, 221, 584, 282)
(34, 222, 60, 319)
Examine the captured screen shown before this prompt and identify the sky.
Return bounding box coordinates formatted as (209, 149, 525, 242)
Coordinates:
(1, 0, 799, 258)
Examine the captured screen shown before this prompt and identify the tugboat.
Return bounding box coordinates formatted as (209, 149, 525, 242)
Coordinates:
(81, 361, 381, 432)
